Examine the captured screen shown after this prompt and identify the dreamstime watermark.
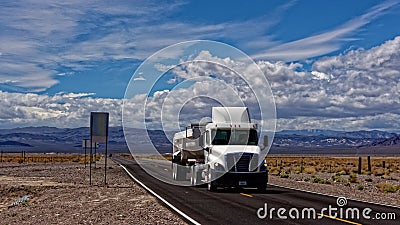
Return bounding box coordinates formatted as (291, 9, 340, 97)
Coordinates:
(257, 197, 397, 221)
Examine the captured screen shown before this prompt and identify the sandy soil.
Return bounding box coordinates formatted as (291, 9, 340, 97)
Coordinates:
(0, 159, 187, 225)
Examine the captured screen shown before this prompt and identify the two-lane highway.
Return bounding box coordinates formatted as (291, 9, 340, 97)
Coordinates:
(113, 157, 399, 225)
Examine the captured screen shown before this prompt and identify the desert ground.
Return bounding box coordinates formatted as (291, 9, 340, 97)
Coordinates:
(1, 153, 399, 225)
(0, 154, 187, 225)
(267, 156, 400, 206)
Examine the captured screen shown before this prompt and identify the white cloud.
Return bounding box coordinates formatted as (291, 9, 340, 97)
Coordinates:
(57, 92, 96, 98)
(0, 91, 123, 128)
(252, 0, 399, 61)
(0, 0, 292, 92)
(311, 71, 330, 80)
(1, 34, 400, 132)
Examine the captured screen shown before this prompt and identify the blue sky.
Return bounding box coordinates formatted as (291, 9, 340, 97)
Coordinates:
(0, 0, 399, 131)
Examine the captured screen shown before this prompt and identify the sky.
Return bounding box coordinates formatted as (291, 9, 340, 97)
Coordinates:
(0, 0, 399, 132)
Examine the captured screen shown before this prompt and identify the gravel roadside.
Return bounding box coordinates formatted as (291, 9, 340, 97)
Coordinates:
(0, 159, 187, 225)
(269, 173, 400, 207)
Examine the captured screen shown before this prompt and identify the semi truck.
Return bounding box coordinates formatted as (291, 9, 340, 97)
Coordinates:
(172, 107, 268, 191)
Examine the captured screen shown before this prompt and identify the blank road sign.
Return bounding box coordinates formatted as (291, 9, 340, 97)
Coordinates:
(82, 139, 90, 148)
(91, 112, 109, 143)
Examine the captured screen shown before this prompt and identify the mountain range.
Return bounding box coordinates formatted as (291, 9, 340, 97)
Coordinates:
(0, 126, 398, 154)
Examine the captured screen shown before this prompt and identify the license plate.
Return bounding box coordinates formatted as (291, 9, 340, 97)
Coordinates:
(239, 181, 247, 186)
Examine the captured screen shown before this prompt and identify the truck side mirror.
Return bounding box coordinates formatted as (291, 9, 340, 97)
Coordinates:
(263, 135, 268, 147)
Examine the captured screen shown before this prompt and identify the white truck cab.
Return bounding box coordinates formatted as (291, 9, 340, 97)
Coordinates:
(172, 107, 268, 192)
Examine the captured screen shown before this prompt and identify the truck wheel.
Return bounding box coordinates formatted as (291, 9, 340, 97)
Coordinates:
(257, 183, 267, 193)
(172, 163, 177, 180)
(190, 166, 199, 186)
(207, 171, 217, 191)
(191, 166, 202, 186)
(176, 164, 187, 181)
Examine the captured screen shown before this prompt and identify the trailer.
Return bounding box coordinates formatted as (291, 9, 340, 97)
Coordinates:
(172, 107, 268, 192)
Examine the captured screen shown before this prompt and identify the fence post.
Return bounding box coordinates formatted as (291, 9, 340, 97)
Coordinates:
(367, 155, 371, 172)
(358, 157, 362, 174)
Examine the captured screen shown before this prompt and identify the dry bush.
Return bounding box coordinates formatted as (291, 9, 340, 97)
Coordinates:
(376, 182, 400, 193)
(304, 167, 316, 174)
(269, 166, 281, 175)
(348, 173, 359, 183)
(374, 168, 385, 176)
(0, 153, 99, 164)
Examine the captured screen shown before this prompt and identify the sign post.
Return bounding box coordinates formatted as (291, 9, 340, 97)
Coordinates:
(82, 139, 89, 168)
(90, 112, 109, 185)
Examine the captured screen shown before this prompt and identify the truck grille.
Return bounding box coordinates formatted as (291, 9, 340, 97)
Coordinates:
(226, 153, 258, 172)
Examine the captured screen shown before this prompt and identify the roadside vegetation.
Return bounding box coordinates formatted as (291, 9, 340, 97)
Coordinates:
(0, 153, 100, 164)
(267, 156, 400, 193)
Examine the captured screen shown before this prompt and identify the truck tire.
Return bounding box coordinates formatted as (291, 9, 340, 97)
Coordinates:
(190, 166, 196, 186)
(257, 183, 267, 193)
(172, 163, 177, 180)
(176, 164, 187, 181)
(207, 170, 217, 191)
(191, 166, 202, 186)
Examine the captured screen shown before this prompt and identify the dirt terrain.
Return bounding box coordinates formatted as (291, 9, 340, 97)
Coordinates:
(268, 156, 400, 207)
(1, 154, 399, 224)
(0, 158, 187, 225)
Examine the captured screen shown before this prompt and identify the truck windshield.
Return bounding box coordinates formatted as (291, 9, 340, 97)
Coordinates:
(211, 129, 258, 145)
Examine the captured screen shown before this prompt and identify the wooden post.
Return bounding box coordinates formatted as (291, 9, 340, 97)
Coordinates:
(358, 157, 362, 174)
(382, 161, 386, 169)
(367, 155, 371, 172)
(301, 159, 303, 174)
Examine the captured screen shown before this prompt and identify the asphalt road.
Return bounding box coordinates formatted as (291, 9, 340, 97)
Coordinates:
(113, 157, 400, 225)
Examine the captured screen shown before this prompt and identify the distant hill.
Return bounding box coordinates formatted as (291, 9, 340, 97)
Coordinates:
(273, 130, 396, 149)
(370, 134, 400, 146)
(0, 126, 397, 153)
(0, 141, 32, 147)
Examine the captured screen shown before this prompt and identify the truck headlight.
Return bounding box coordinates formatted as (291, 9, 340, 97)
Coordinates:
(259, 159, 268, 171)
(214, 162, 225, 171)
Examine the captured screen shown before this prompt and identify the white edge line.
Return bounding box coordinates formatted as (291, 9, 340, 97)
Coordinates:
(117, 163, 201, 225)
(269, 183, 400, 209)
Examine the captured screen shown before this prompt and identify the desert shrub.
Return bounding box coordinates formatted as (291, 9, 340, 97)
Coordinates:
(348, 173, 359, 183)
(304, 167, 316, 174)
(312, 177, 331, 184)
(336, 171, 347, 176)
(269, 166, 281, 176)
(365, 177, 373, 182)
(332, 175, 346, 183)
(280, 173, 290, 178)
(357, 185, 364, 190)
(293, 167, 302, 174)
(374, 168, 385, 176)
(303, 177, 311, 182)
(376, 183, 400, 193)
(308, 161, 317, 166)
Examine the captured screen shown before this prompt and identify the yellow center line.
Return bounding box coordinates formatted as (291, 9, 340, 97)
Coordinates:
(240, 193, 253, 198)
(317, 213, 362, 225)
